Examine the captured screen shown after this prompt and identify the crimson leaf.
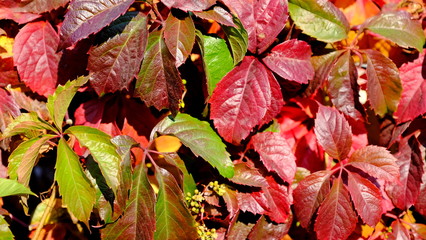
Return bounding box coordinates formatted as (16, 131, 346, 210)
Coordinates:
(388, 220, 410, 240)
(135, 30, 183, 115)
(160, 0, 215, 12)
(164, 14, 195, 67)
(18, 0, 70, 14)
(314, 104, 352, 161)
(59, 0, 134, 49)
(13, 21, 61, 96)
(88, 12, 148, 95)
(247, 215, 292, 240)
(415, 165, 426, 216)
(394, 51, 426, 123)
(314, 178, 357, 240)
(193, 6, 236, 27)
(209, 56, 277, 143)
(230, 163, 268, 187)
(293, 170, 330, 228)
(262, 177, 292, 223)
(364, 49, 401, 117)
(251, 132, 296, 183)
(262, 39, 314, 84)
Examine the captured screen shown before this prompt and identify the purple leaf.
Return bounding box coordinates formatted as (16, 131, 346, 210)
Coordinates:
(164, 14, 195, 67)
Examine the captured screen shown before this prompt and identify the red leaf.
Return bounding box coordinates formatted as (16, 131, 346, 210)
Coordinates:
(88, 13, 148, 95)
(259, 70, 284, 126)
(223, 187, 239, 219)
(347, 171, 382, 226)
(210, 56, 277, 143)
(193, 6, 236, 27)
(314, 178, 357, 240)
(295, 130, 325, 172)
(262, 39, 314, 84)
(236, 192, 266, 215)
(247, 215, 292, 240)
(388, 220, 410, 240)
(230, 163, 268, 187)
(386, 136, 424, 209)
(164, 14, 195, 67)
(314, 104, 352, 161)
(293, 170, 331, 228)
(0, 57, 19, 87)
(160, 0, 215, 11)
(222, 0, 288, 54)
(0, 88, 20, 132)
(17, 0, 70, 14)
(348, 145, 400, 182)
(327, 50, 362, 119)
(59, 0, 134, 49)
(251, 132, 296, 183)
(13, 21, 61, 96)
(262, 177, 292, 223)
(394, 51, 426, 123)
(364, 49, 402, 117)
(135, 31, 183, 115)
(0, 6, 40, 24)
(415, 165, 426, 216)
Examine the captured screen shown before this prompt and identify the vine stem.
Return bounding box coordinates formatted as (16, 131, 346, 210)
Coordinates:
(33, 186, 56, 240)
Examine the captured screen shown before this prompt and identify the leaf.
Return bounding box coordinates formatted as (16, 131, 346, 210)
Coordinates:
(388, 220, 410, 240)
(17, 0, 69, 14)
(88, 12, 148, 95)
(163, 153, 197, 195)
(306, 50, 343, 95)
(230, 163, 268, 187)
(102, 162, 156, 240)
(262, 177, 292, 223)
(47, 76, 88, 132)
(152, 113, 234, 178)
(347, 171, 382, 226)
(263, 39, 314, 84)
(160, 0, 216, 12)
(55, 138, 96, 223)
(394, 51, 426, 123)
(0, 178, 36, 197)
(314, 105, 352, 161)
(314, 178, 357, 240)
(209, 56, 274, 143)
(365, 10, 425, 51)
(326, 50, 362, 119)
(251, 132, 296, 183)
(66, 126, 121, 194)
(59, 0, 134, 50)
(154, 167, 197, 240)
(13, 21, 61, 96)
(223, 187, 239, 218)
(363, 49, 402, 116)
(247, 215, 292, 240)
(164, 14, 195, 67)
(221, 16, 248, 65)
(227, 221, 255, 240)
(288, 0, 350, 42)
(196, 33, 234, 96)
(0, 215, 13, 240)
(1, 112, 57, 138)
(293, 170, 330, 228)
(135, 31, 183, 115)
(0, 89, 19, 134)
(348, 145, 400, 182)
(415, 165, 426, 216)
(0, 7, 40, 25)
(193, 6, 236, 27)
(236, 192, 267, 215)
(386, 136, 424, 209)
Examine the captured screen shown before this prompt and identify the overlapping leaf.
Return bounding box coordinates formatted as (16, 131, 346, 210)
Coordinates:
(88, 12, 148, 95)
(314, 178, 357, 240)
(247, 215, 292, 240)
(364, 49, 401, 117)
(164, 14, 195, 67)
(152, 113, 234, 178)
(314, 105, 352, 161)
(251, 132, 296, 183)
(193, 6, 236, 27)
(394, 51, 426, 123)
(288, 0, 350, 42)
(18, 0, 70, 14)
(388, 220, 410, 240)
(221, 17, 248, 65)
(365, 10, 425, 51)
(160, 0, 215, 12)
(230, 163, 268, 187)
(263, 39, 314, 84)
(262, 177, 292, 223)
(59, 0, 134, 49)
(0, 178, 36, 197)
(55, 138, 96, 223)
(1, 112, 57, 138)
(154, 167, 197, 240)
(13, 21, 61, 96)
(0, 215, 13, 240)
(415, 165, 426, 216)
(307, 50, 342, 95)
(135, 31, 183, 115)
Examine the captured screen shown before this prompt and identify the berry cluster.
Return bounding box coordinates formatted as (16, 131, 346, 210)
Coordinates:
(195, 223, 218, 240)
(186, 190, 205, 214)
(208, 181, 226, 196)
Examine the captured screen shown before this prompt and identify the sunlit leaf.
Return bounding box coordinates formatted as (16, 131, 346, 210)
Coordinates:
(164, 14, 195, 67)
(160, 0, 215, 12)
(221, 16, 248, 65)
(0, 178, 36, 197)
(388, 220, 410, 240)
(247, 215, 292, 240)
(230, 163, 268, 187)
(1, 112, 57, 138)
(193, 6, 236, 27)
(17, 0, 69, 14)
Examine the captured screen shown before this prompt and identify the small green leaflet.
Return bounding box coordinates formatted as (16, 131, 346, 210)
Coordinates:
(66, 126, 121, 194)
(152, 113, 234, 178)
(221, 16, 248, 65)
(1, 112, 58, 138)
(288, 0, 349, 43)
(154, 167, 197, 240)
(0, 215, 13, 240)
(55, 138, 96, 223)
(0, 178, 36, 197)
(47, 76, 88, 132)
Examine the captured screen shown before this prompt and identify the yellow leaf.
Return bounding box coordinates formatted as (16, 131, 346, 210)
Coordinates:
(155, 135, 182, 153)
(0, 35, 14, 58)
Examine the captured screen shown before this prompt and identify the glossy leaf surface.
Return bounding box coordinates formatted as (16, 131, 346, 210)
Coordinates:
(193, 6, 235, 27)
(221, 17, 248, 65)
(164, 14, 195, 67)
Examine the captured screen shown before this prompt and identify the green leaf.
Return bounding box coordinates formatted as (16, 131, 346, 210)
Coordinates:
(221, 16, 248, 65)
(154, 167, 197, 240)
(47, 76, 88, 132)
(0, 215, 13, 240)
(86, 156, 114, 211)
(55, 138, 96, 223)
(8, 135, 54, 186)
(152, 113, 234, 178)
(0, 178, 36, 197)
(365, 11, 425, 51)
(66, 126, 121, 194)
(163, 153, 197, 195)
(288, 0, 349, 42)
(102, 162, 156, 240)
(1, 112, 57, 138)
(196, 33, 234, 96)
